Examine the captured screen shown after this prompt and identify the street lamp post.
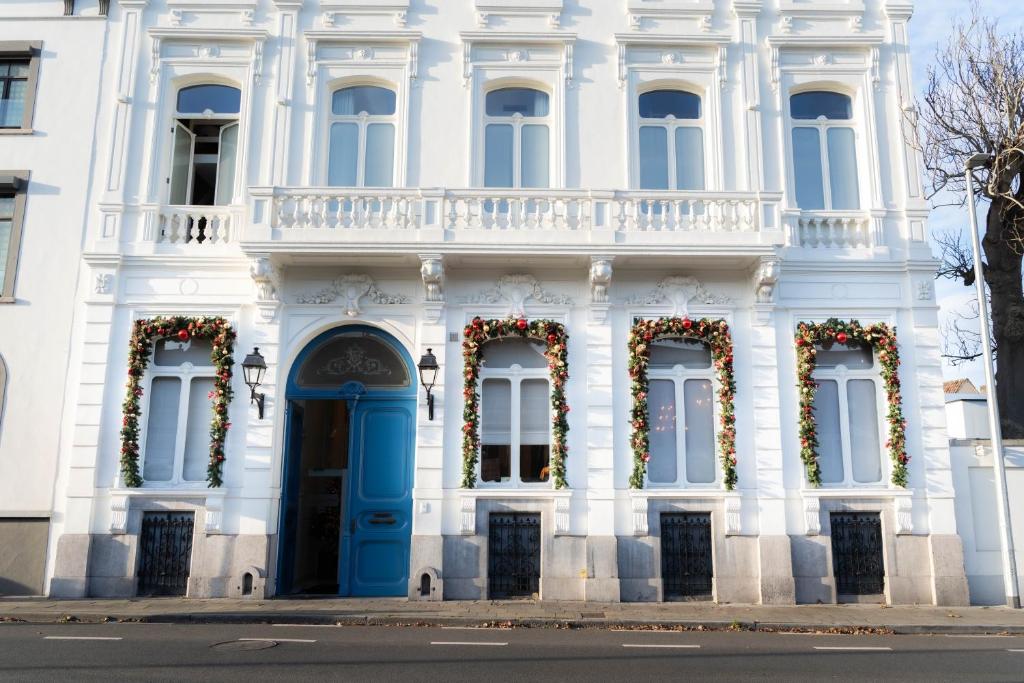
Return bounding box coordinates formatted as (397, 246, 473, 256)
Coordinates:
(964, 152, 1020, 609)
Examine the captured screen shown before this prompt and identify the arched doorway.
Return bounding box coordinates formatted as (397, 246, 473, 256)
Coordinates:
(278, 325, 416, 596)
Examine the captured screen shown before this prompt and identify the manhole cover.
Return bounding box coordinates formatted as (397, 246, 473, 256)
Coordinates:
(210, 640, 278, 652)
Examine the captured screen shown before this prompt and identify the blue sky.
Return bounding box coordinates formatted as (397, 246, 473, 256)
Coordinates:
(907, 1, 1024, 385)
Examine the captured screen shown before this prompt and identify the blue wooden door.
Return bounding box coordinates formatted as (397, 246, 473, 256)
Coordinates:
(341, 399, 414, 597)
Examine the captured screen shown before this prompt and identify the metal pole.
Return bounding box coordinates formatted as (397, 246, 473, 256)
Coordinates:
(965, 156, 1020, 608)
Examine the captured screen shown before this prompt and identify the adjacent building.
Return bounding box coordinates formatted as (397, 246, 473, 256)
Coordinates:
(1, 0, 972, 605)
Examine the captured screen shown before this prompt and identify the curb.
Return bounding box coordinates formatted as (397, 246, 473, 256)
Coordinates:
(3, 611, 1024, 635)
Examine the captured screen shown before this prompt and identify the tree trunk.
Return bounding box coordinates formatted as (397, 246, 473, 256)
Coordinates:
(983, 198, 1024, 438)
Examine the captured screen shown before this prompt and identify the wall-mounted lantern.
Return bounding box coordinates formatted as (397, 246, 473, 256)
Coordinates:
(241, 347, 267, 420)
(417, 348, 439, 421)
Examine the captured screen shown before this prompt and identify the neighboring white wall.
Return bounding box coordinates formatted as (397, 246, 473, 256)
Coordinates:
(945, 397, 990, 440)
(950, 440, 1024, 605)
(0, 8, 107, 517)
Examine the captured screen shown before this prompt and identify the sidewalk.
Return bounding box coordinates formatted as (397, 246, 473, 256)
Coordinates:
(3, 597, 1024, 634)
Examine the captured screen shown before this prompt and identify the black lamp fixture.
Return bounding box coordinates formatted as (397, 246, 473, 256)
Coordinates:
(241, 347, 267, 420)
(417, 348, 439, 420)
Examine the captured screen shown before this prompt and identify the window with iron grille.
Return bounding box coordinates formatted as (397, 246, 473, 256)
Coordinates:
(830, 512, 885, 596)
(488, 512, 540, 599)
(660, 512, 713, 600)
(136, 511, 195, 597)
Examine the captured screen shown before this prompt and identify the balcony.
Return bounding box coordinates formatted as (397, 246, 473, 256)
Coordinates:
(240, 187, 786, 256)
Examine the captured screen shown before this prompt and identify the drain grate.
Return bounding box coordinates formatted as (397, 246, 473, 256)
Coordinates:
(210, 640, 278, 652)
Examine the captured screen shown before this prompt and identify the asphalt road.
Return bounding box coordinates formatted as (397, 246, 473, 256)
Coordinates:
(1, 622, 1023, 682)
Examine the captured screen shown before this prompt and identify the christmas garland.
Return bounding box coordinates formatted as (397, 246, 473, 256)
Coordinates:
(794, 318, 908, 488)
(120, 316, 236, 488)
(628, 317, 737, 490)
(461, 317, 569, 489)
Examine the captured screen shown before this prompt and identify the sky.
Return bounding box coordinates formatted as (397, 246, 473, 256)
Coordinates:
(906, 0, 1024, 386)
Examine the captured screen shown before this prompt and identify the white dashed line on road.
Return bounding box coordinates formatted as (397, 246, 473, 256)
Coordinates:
(43, 636, 124, 641)
(238, 638, 316, 643)
(430, 641, 508, 646)
(813, 646, 892, 651)
(1006, 649, 1024, 652)
(622, 644, 701, 649)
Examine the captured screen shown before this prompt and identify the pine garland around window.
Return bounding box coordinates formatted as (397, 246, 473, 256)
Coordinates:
(461, 317, 569, 489)
(120, 316, 236, 488)
(794, 318, 908, 488)
(628, 317, 737, 490)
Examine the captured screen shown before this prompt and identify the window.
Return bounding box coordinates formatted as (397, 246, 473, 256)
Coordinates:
(484, 87, 550, 189)
(646, 338, 717, 486)
(0, 42, 41, 132)
(0, 172, 28, 302)
(790, 91, 860, 211)
(328, 85, 397, 187)
(637, 89, 705, 191)
(479, 338, 551, 486)
(168, 84, 241, 206)
(811, 344, 883, 485)
(141, 337, 217, 485)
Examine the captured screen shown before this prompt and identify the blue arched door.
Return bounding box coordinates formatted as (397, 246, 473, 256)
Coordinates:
(279, 326, 416, 597)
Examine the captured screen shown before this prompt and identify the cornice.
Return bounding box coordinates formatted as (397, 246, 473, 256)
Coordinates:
(460, 30, 577, 45)
(766, 34, 885, 48)
(304, 30, 422, 43)
(148, 27, 270, 41)
(614, 32, 731, 47)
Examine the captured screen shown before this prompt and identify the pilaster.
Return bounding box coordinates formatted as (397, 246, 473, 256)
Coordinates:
(732, 0, 765, 193)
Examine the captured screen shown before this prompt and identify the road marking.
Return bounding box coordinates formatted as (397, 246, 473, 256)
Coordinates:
(430, 641, 508, 647)
(611, 629, 688, 633)
(441, 626, 509, 631)
(622, 644, 701, 649)
(945, 634, 1016, 639)
(238, 638, 316, 644)
(813, 646, 892, 651)
(272, 624, 341, 628)
(1007, 649, 1024, 652)
(43, 636, 123, 641)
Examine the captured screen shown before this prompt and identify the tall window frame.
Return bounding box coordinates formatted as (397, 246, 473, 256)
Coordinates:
(635, 88, 706, 191)
(0, 171, 29, 303)
(0, 42, 41, 134)
(645, 338, 720, 488)
(811, 345, 886, 488)
(325, 83, 399, 188)
(477, 338, 553, 489)
(165, 81, 242, 207)
(138, 337, 219, 487)
(482, 85, 552, 189)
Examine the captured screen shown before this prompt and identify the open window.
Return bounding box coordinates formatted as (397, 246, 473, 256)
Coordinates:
(327, 85, 397, 187)
(812, 344, 883, 486)
(637, 89, 705, 191)
(479, 337, 551, 486)
(168, 84, 241, 206)
(789, 91, 860, 211)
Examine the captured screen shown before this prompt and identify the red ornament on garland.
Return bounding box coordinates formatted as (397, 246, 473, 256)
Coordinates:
(547, 333, 557, 343)
(516, 318, 528, 331)
(682, 318, 693, 330)
(836, 331, 848, 344)
(177, 329, 190, 342)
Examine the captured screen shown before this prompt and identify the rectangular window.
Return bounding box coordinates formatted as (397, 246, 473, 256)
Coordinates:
(792, 127, 825, 210)
(645, 338, 717, 487)
(812, 345, 883, 486)
(141, 337, 216, 486)
(0, 172, 28, 302)
(0, 44, 40, 132)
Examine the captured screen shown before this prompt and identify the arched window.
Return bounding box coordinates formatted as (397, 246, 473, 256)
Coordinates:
(811, 344, 883, 485)
(328, 85, 397, 187)
(484, 87, 550, 189)
(646, 338, 716, 486)
(790, 91, 860, 211)
(479, 337, 550, 486)
(168, 84, 241, 206)
(637, 89, 705, 191)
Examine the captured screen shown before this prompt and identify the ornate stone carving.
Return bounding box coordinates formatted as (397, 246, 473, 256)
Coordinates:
(94, 273, 113, 295)
(725, 496, 742, 535)
(754, 256, 780, 305)
(850, 15, 863, 32)
(460, 496, 476, 535)
(778, 15, 793, 34)
(241, 9, 254, 26)
(917, 280, 934, 301)
(894, 496, 913, 535)
(476, 11, 489, 27)
(460, 274, 572, 318)
(419, 254, 445, 303)
(169, 9, 183, 26)
(554, 496, 571, 536)
(205, 495, 224, 534)
(110, 495, 128, 534)
(631, 495, 648, 536)
(804, 496, 821, 536)
(626, 276, 732, 317)
(589, 257, 613, 304)
(296, 275, 410, 316)
(699, 14, 712, 32)
(661, 51, 681, 65)
(508, 50, 528, 63)
(249, 257, 279, 302)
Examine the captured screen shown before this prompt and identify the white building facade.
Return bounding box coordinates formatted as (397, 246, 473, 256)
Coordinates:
(0, 0, 971, 605)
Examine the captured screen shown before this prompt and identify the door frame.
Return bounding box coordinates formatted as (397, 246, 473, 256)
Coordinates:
(277, 324, 418, 596)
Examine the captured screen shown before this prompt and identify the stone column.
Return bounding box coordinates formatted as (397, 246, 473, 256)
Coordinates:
(583, 256, 619, 601)
(750, 257, 796, 604)
(409, 255, 446, 599)
(49, 257, 121, 597)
